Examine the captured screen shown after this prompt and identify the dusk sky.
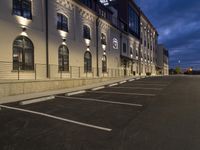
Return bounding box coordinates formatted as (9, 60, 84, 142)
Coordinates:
(135, 0, 200, 69)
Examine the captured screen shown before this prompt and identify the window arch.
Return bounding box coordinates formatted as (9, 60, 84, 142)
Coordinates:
(57, 13, 69, 32)
(84, 51, 92, 73)
(13, 0, 32, 19)
(58, 45, 69, 72)
(102, 55, 107, 73)
(13, 36, 34, 70)
(83, 25, 91, 39)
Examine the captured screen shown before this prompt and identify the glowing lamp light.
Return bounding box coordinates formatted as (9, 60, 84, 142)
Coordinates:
(20, 27, 28, 37)
(62, 39, 67, 45)
(103, 51, 106, 55)
(15, 16, 31, 27)
(86, 46, 90, 51)
(58, 30, 68, 39)
(85, 39, 91, 46)
(131, 54, 133, 58)
(102, 44, 106, 50)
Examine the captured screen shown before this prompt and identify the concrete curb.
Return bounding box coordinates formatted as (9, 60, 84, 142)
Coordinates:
(0, 76, 142, 104)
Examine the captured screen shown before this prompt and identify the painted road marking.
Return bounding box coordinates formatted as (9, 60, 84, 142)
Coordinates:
(132, 83, 168, 86)
(108, 83, 118, 87)
(0, 105, 112, 132)
(119, 81, 127, 84)
(110, 87, 163, 90)
(20, 96, 55, 105)
(89, 91, 156, 97)
(66, 91, 86, 96)
(91, 86, 105, 91)
(56, 96, 143, 107)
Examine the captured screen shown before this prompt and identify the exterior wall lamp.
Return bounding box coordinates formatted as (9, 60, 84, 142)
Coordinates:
(20, 27, 28, 37)
(85, 39, 91, 47)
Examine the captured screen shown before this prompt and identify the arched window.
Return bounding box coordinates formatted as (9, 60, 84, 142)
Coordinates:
(13, 36, 34, 70)
(57, 13, 69, 32)
(58, 45, 69, 72)
(84, 51, 92, 73)
(102, 55, 107, 73)
(13, 0, 32, 19)
(83, 25, 91, 39)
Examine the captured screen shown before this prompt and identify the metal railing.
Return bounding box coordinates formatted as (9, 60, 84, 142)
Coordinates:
(0, 61, 136, 80)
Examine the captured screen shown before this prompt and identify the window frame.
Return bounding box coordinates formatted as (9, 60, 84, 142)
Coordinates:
(57, 13, 69, 32)
(13, 0, 32, 20)
(84, 51, 92, 73)
(83, 25, 91, 40)
(13, 36, 34, 71)
(58, 45, 69, 72)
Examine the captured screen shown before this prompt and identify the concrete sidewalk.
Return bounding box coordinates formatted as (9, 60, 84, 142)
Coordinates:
(0, 76, 140, 104)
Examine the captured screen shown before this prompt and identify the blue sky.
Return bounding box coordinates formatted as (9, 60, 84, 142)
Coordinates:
(135, 0, 200, 69)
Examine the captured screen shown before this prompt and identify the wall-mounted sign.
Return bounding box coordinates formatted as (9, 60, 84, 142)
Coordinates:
(113, 38, 119, 50)
(99, 0, 116, 6)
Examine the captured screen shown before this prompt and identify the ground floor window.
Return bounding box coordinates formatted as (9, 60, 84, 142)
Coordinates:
(84, 51, 92, 73)
(58, 45, 69, 72)
(13, 36, 34, 71)
(102, 55, 107, 73)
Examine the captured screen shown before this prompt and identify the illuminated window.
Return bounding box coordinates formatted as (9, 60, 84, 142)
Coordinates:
(58, 45, 69, 72)
(83, 25, 91, 40)
(57, 13, 68, 32)
(13, 0, 32, 19)
(84, 51, 92, 73)
(102, 55, 107, 73)
(13, 36, 34, 70)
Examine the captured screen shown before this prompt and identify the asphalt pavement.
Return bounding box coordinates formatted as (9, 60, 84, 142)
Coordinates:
(0, 75, 200, 150)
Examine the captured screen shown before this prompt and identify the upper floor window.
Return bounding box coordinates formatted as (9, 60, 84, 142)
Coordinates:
(101, 33, 107, 45)
(13, 36, 34, 71)
(130, 47, 133, 55)
(128, 5, 140, 37)
(83, 25, 91, 40)
(13, 0, 32, 19)
(57, 13, 68, 32)
(123, 43, 127, 53)
(80, 0, 92, 8)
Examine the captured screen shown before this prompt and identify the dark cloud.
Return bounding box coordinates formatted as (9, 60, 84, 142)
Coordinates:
(136, 0, 200, 69)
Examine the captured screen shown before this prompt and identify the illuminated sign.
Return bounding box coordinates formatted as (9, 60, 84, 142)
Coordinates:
(99, 0, 115, 6)
(113, 38, 118, 50)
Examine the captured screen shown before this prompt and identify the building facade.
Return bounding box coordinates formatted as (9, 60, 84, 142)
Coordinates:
(156, 44, 169, 75)
(0, 0, 160, 80)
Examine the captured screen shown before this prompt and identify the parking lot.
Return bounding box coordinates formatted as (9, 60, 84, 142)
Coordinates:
(1, 76, 200, 150)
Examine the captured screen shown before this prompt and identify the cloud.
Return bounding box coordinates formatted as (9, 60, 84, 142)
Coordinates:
(136, 0, 200, 69)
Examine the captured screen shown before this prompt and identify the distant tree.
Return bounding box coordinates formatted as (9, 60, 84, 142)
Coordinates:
(174, 67, 181, 74)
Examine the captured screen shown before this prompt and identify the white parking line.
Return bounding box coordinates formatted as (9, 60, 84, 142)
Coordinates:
(20, 96, 55, 105)
(110, 87, 163, 90)
(133, 83, 168, 86)
(119, 81, 127, 84)
(89, 91, 156, 97)
(108, 83, 118, 87)
(56, 96, 143, 107)
(66, 90, 86, 96)
(91, 86, 105, 91)
(0, 105, 112, 132)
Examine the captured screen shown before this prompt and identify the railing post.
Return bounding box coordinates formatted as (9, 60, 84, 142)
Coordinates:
(79, 67, 81, 78)
(35, 64, 37, 80)
(18, 64, 20, 80)
(70, 66, 72, 78)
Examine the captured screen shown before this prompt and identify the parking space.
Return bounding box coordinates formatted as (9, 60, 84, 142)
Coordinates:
(0, 76, 173, 150)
